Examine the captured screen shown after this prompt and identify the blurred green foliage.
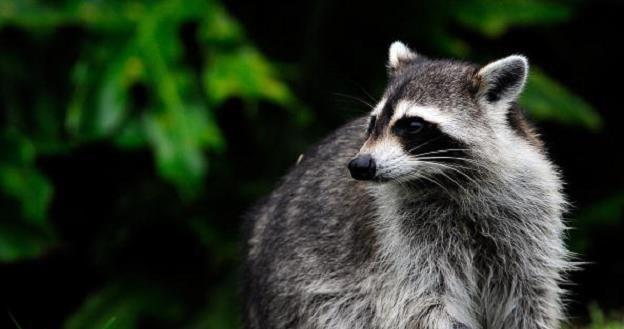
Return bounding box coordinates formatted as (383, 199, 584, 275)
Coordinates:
(1, 0, 297, 327)
(1, 0, 304, 197)
(570, 193, 624, 253)
(452, 0, 573, 38)
(0, 0, 303, 259)
(0, 0, 620, 328)
(520, 68, 602, 131)
(63, 281, 184, 329)
(588, 304, 624, 329)
(0, 131, 55, 261)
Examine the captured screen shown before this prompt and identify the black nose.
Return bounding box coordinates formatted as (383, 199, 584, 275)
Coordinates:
(348, 154, 376, 180)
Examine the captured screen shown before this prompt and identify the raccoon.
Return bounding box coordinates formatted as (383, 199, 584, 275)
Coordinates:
(243, 42, 570, 329)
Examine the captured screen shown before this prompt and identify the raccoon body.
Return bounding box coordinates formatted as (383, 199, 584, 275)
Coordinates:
(243, 42, 569, 329)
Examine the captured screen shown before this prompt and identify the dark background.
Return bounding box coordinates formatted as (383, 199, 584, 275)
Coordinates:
(1, 0, 623, 328)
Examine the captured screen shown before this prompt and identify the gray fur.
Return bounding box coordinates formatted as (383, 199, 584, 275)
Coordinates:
(243, 42, 570, 329)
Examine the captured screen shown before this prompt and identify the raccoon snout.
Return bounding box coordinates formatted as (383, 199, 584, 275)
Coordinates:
(348, 154, 376, 181)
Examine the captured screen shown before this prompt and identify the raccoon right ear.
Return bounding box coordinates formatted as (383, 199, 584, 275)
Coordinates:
(475, 55, 528, 110)
(387, 41, 418, 73)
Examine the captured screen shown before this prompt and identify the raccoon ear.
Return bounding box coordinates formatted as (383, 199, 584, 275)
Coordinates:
(388, 41, 417, 73)
(475, 55, 528, 108)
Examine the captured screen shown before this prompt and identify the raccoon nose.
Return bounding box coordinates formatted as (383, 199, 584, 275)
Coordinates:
(348, 154, 376, 180)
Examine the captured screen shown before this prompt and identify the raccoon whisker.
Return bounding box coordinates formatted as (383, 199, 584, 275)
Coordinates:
(436, 162, 487, 177)
(415, 156, 495, 172)
(390, 173, 412, 191)
(413, 173, 453, 196)
(376, 165, 407, 178)
(413, 148, 471, 158)
(417, 161, 479, 187)
(420, 163, 469, 192)
(361, 89, 378, 104)
(411, 157, 478, 171)
(357, 84, 379, 104)
(378, 158, 418, 180)
(343, 78, 380, 104)
(378, 156, 411, 170)
(407, 136, 444, 153)
(395, 170, 437, 189)
(333, 92, 375, 109)
(378, 156, 481, 186)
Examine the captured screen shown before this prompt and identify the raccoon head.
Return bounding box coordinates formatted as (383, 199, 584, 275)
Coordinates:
(348, 41, 538, 186)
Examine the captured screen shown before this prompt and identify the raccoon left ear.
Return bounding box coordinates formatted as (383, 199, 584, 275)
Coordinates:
(388, 41, 418, 73)
(475, 55, 528, 108)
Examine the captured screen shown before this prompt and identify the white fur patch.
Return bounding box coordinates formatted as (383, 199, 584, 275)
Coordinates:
(371, 97, 387, 116)
(393, 101, 451, 125)
(363, 137, 404, 167)
(388, 41, 417, 69)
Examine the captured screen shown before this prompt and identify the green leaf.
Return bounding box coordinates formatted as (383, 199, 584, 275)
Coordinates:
(113, 117, 148, 149)
(452, 0, 574, 37)
(200, 3, 245, 46)
(0, 1, 146, 30)
(4, 0, 302, 201)
(95, 51, 145, 136)
(143, 105, 223, 198)
(203, 47, 296, 107)
(130, 4, 227, 197)
(0, 220, 55, 262)
(64, 282, 183, 329)
(520, 68, 602, 130)
(67, 37, 149, 139)
(0, 133, 56, 262)
(0, 133, 53, 225)
(0, 164, 53, 224)
(588, 303, 624, 329)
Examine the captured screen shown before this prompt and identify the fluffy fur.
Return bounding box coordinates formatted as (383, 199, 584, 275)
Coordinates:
(243, 42, 570, 329)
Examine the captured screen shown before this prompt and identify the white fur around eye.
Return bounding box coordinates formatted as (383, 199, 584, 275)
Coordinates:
(393, 101, 451, 125)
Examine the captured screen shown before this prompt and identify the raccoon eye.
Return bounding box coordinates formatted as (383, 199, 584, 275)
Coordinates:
(395, 117, 425, 136)
(367, 116, 377, 135)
